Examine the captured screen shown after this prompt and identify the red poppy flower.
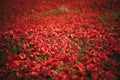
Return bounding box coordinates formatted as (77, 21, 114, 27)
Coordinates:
(19, 53, 26, 59)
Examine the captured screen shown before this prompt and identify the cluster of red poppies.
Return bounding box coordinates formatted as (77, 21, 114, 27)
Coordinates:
(0, 0, 120, 80)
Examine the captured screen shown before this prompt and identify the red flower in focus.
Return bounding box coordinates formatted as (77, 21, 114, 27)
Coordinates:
(61, 56, 70, 63)
(59, 72, 70, 80)
(19, 53, 26, 59)
(30, 71, 39, 78)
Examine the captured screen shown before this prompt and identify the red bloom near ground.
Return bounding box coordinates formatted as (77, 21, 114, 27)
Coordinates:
(0, 0, 120, 80)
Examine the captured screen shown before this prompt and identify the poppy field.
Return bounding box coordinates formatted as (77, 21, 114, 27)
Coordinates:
(0, 0, 120, 80)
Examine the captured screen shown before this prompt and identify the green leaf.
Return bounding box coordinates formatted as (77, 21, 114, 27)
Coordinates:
(78, 49, 85, 54)
(85, 68, 89, 72)
(0, 49, 7, 60)
(56, 68, 64, 74)
(111, 11, 120, 17)
(20, 37, 24, 44)
(9, 45, 20, 54)
(51, 10, 58, 16)
(99, 14, 107, 21)
(41, 54, 50, 60)
(59, 6, 69, 13)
